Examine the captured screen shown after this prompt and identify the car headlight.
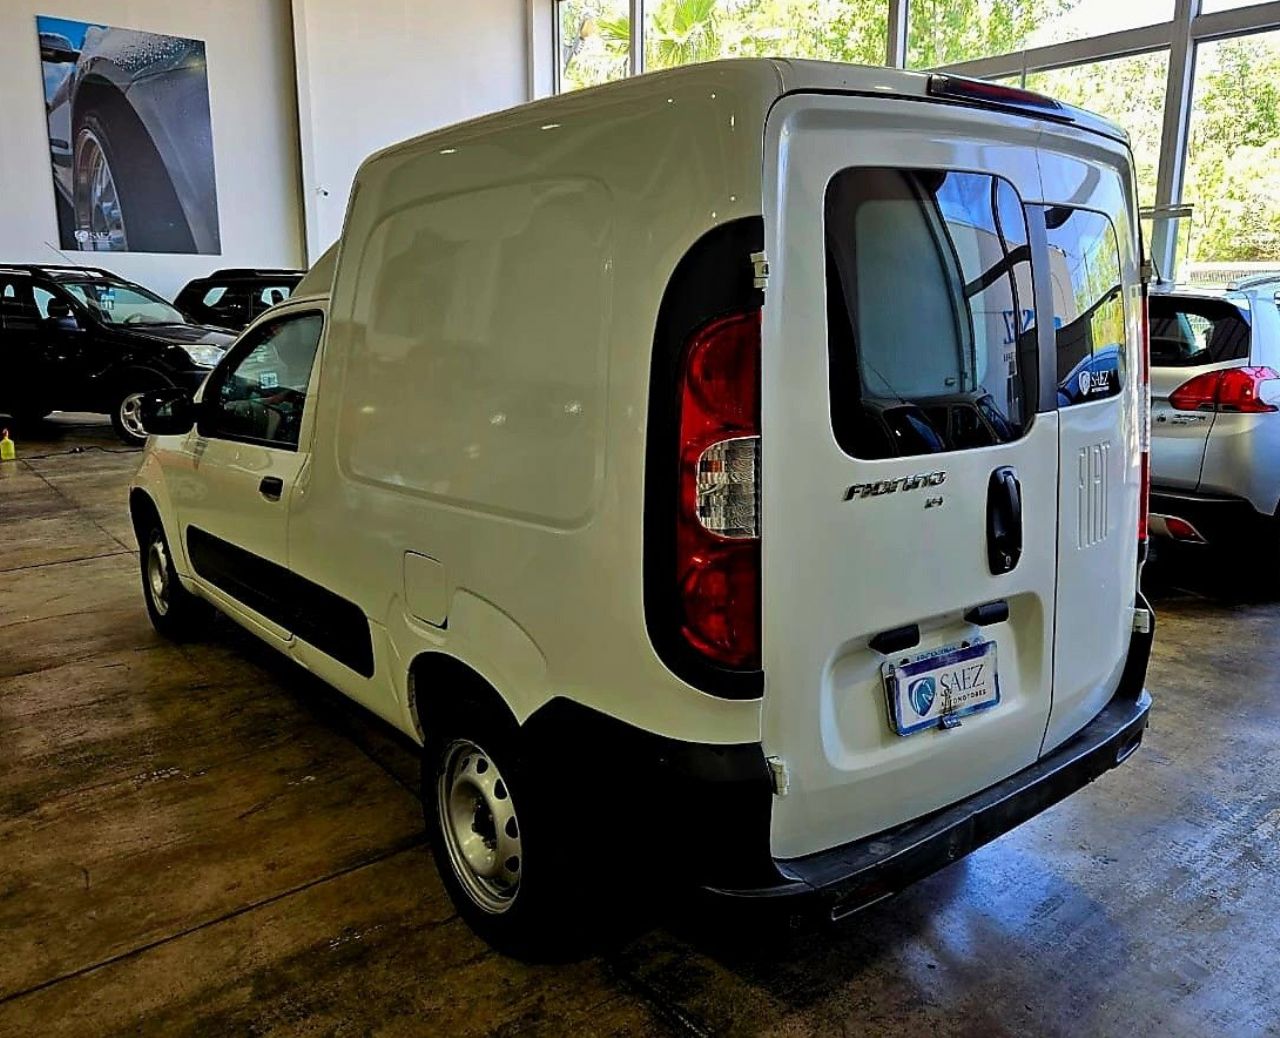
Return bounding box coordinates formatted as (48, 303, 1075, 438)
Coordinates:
(183, 344, 226, 368)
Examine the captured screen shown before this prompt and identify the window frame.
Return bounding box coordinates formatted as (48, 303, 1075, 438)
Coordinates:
(197, 308, 326, 453)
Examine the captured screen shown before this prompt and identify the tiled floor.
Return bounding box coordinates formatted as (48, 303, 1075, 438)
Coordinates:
(2, 415, 1278, 1036)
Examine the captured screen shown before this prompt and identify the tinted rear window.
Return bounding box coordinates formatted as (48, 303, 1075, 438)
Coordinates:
(1039, 206, 1125, 406)
(825, 168, 1037, 460)
(1149, 296, 1250, 368)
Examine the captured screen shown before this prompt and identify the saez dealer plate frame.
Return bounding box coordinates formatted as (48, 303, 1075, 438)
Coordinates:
(882, 640, 1001, 736)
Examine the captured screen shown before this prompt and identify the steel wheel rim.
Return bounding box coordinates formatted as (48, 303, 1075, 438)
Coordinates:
(147, 538, 170, 616)
(73, 129, 126, 251)
(119, 393, 147, 440)
(437, 738, 522, 914)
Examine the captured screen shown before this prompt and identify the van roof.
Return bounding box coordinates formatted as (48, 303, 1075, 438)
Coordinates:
(364, 58, 1128, 168)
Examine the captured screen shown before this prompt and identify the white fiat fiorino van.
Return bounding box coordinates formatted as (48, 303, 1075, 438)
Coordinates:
(131, 60, 1154, 958)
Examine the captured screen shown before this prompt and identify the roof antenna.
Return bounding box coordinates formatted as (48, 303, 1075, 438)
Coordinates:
(43, 239, 80, 266)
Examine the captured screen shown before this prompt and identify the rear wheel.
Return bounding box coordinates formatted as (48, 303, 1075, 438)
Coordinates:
(423, 700, 595, 960)
(140, 522, 208, 640)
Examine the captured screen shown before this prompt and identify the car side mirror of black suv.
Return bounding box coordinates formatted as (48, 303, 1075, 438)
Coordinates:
(139, 387, 196, 436)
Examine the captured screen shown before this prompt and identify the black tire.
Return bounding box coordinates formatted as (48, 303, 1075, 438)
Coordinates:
(423, 699, 594, 961)
(73, 102, 194, 254)
(110, 375, 168, 446)
(139, 521, 209, 640)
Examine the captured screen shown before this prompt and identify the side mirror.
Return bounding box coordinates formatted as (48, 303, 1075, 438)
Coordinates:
(45, 299, 82, 333)
(139, 387, 196, 437)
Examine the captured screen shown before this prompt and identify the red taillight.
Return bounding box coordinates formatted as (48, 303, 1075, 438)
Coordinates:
(1169, 367, 1280, 414)
(1139, 290, 1151, 544)
(927, 75, 1066, 117)
(676, 310, 761, 670)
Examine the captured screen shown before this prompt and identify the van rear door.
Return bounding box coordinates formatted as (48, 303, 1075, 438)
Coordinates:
(759, 93, 1059, 860)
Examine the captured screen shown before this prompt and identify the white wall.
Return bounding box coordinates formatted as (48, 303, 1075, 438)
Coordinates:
(0, 0, 305, 300)
(292, 0, 530, 257)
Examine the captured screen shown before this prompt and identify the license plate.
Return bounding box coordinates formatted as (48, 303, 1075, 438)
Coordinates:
(882, 641, 1000, 736)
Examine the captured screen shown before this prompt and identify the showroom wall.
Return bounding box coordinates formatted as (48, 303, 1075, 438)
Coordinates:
(291, 0, 530, 256)
(0, 0, 306, 300)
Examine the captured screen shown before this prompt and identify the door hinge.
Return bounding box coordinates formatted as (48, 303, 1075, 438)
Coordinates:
(766, 755, 789, 797)
(1140, 258, 1156, 285)
(1132, 607, 1152, 634)
(750, 250, 769, 291)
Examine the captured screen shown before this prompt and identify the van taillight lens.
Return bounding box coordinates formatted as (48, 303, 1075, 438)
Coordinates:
(1139, 290, 1151, 544)
(676, 310, 761, 670)
(1169, 367, 1280, 414)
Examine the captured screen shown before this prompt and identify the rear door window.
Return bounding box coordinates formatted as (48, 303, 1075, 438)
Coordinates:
(1148, 296, 1250, 368)
(825, 169, 1037, 460)
(1038, 206, 1126, 406)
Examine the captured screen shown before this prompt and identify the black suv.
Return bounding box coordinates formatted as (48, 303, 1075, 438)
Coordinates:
(174, 268, 304, 331)
(0, 265, 234, 444)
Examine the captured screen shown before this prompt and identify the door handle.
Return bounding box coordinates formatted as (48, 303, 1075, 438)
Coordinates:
(259, 476, 284, 501)
(986, 466, 1022, 575)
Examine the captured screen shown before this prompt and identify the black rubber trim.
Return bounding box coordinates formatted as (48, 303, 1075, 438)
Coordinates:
(964, 600, 1009, 626)
(186, 526, 374, 678)
(1149, 489, 1270, 545)
(519, 697, 777, 889)
(643, 217, 765, 701)
(869, 624, 920, 656)
(703, 613, 1154, 914)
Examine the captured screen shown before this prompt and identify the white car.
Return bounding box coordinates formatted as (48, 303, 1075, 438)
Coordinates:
(1149, 275, 1280, 548)
(129, 60, 1154, 957)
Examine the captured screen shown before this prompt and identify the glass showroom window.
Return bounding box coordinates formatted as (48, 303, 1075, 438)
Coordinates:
(1020, 51, 1170, 210)
(640, 0, 888, 70)
(1199, 0, 1274, 12)
(1178, 29, 1280, 283)
(557, 0, 631, 91)
(908, 0, 1173, 68)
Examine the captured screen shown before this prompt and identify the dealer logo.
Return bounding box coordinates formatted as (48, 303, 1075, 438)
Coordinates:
(908, 677, 937, 717)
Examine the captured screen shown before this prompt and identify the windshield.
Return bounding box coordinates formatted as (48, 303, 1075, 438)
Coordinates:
(61, 281, 187, 326)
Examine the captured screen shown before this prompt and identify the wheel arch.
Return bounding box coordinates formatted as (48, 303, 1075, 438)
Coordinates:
(406, 651, 520, 745)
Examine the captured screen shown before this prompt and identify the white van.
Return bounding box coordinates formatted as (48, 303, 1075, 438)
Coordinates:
(130, 60, 1154, 957)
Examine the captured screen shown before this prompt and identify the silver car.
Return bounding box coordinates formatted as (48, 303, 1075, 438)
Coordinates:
(1149, 274, 1280, 546)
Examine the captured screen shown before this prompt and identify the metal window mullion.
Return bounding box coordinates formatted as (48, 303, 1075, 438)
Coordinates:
(630, 0, 644, 75)
(549, 0, 563, 96)
(1152, 0, 1197, 279)
(936, 21, 1175, 79)
(886, 0, 908, 68)
(1191, 0, 1280, 42)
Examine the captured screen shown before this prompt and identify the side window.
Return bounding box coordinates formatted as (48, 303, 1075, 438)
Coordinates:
(1039, 206, 1126, 406)
(254, 284, 294, 316)
(0, 278, 41, 331)
(825, 168, 1037, 460)
(202, 285, 252, 327)
(1149, 297, 1250, 368)
(201, 312, 323, 449)
(33, 287, 55, 320)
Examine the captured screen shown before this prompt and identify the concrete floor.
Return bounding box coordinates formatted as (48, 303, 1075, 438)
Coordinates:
(2, 415, 1278, 1037)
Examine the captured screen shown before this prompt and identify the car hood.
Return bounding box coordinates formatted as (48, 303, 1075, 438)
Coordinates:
(129, 324, 236, 349)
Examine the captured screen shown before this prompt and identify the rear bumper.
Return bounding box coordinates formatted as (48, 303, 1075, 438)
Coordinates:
(521, 601, 1154, 916)
(1149, 488, 1270, 545)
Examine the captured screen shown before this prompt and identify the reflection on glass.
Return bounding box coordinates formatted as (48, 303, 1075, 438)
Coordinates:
(1021, 50, 1169, 210)
(1179, 30, 1280, 283)
(1039, 206, 1125, 406)
(558, 0, 630, 91)
(640, 0, 886, 71)
(825, 168, 1036, 459)
(908, 0, 1172, 68)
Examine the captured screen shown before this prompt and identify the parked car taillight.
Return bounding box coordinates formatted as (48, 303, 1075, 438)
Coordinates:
(675, 310, 761, 670)
(1169, 367, 1280, 414)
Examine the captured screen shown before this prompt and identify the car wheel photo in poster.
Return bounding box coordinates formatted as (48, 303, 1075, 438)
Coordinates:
(37, 16, 221, 255)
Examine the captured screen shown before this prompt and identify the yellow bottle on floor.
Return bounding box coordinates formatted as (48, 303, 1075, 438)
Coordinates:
(0, 429, 15, 462)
